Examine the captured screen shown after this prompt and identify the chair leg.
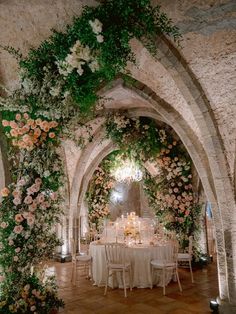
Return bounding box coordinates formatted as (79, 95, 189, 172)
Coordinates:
(90, 260, 93, 282)
(150, 265, 154, 289)
(104, 268, 109, 296)
(129, 267, 132, 291)
(163, 267, 166, 296)
(72, 263, 77, 286)
(176, 268, 182, 292)
(71, 263, 74, 283)
(189, 259, 194, 283)
(123, 269, 127, 298)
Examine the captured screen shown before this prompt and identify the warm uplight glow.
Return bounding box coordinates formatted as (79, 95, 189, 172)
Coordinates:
(112, 159, 143, 184)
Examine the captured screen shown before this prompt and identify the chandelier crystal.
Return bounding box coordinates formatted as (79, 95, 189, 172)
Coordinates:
(112, 159, 143, 184)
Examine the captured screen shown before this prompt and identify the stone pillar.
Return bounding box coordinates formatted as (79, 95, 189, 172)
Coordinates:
(212, 202, 236, 313)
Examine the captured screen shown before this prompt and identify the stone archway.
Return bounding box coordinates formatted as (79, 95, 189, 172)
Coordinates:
(67, 43, 234, 306)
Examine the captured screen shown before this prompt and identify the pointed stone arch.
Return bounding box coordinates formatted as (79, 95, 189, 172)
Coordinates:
(67, 37, 236, 309)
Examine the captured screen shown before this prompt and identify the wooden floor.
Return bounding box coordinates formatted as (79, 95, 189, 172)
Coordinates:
(47, 259, 219, 314)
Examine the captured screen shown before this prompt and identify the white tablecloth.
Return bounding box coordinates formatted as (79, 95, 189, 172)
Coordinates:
(90, 242, 174, 288)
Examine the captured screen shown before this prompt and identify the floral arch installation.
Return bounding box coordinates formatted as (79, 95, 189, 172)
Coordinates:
(0, 0, 181, 312)
(86, 115, 201, 249)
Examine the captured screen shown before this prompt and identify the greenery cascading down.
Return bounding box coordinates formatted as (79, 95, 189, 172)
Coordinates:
(0, 0, 181, 312)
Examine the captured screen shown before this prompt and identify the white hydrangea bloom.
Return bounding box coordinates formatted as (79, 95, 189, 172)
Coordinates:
(49, 85, 61, 97)
(96, 34, 104, 43)
(76, 61, 85, 76)
(89, 60, 100, 73)
(89, 19, 103, 35)
(78, 46, 91, 62)
(56, 60, 73, 76)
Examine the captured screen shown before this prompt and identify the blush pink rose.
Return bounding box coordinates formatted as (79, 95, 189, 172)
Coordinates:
(24, 195, 33, 205)
(13, 197, 21, 205)
(0, 222, 8, 229)
(13, 225, 23, 234)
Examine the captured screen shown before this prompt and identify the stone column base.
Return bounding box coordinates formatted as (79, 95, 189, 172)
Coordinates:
(217, 297, 236, 314)
(54, 253, 72, 263)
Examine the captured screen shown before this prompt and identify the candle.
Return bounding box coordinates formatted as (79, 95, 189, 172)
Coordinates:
(121, 214, 124, 220)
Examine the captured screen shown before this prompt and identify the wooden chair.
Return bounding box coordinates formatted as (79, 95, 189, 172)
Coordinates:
(104, 243, 132, 298)
(70, 238, 92, 286)
(151, 241, 182, 295)
(177, 235, 194, 283)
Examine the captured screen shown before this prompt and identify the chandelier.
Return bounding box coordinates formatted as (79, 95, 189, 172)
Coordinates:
(112, 159, 143, 184)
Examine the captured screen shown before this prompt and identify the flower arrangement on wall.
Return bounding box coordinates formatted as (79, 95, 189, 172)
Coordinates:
(86, 162, 114, 228)
(85, 114, 201, 249)
(105, 114, 201, 243)
(0, 0, 180, 312)
(0, 113, 64, 312)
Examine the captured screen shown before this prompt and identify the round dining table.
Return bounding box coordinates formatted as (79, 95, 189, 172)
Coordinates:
(89, 241, 174, 289)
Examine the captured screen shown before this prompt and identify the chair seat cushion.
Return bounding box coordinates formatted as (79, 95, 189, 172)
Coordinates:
(178, 253, 191, 260)
(76, 255, 91, 262)
(108, 262, 131, 269)
(151, 260, 175, 268)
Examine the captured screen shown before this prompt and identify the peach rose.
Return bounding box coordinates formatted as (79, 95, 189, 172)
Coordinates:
(40, 120, 49, 130)
(22, 125, 30, 133)
(15, 214, 24, 223)
(2, 120, 9, 127)
(23, 113, 29, 120)
(50, 121, 58, 128)
(49, 132, 55, 139)
(22, 134, 31, 143)
(15, 113, 21, 121)
(44, 126, 50, 132)
(10, 129, 18, 137)
(34, 128, 41, 138)
(9, 121, 18, 129)
(1, 187, 10, 197)
(27, 119, 34, 126)
(35, 118, 42, 126)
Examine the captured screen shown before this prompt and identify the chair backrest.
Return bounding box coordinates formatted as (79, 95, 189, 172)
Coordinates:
(105, 243, 126, 265)
(70, 238, 77, 257)
(172, 240, 179, 263)
(188, 236, 193, 255)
